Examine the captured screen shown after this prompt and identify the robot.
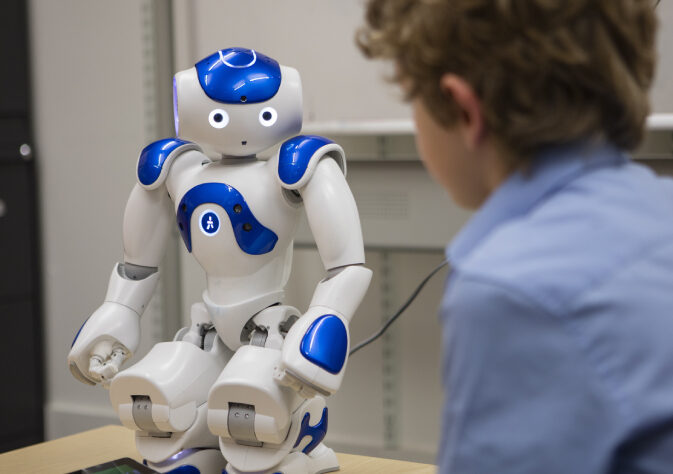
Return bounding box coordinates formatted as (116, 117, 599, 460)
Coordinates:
(67, 47, 372, 474)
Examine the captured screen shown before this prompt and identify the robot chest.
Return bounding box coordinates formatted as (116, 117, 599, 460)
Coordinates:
(175, 181, 283, 256)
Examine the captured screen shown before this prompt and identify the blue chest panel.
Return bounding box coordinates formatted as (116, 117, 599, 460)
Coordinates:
(138, 138, 192, 186)
(176, 183, 278, 255)
(195, 48, 281, 104)
(293, 407, 328, 455)
(300, 314, 348, 374)
(278, 135, 334, 186)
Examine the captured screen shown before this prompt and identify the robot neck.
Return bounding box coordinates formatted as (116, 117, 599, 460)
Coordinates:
(219, 154, 258, 163)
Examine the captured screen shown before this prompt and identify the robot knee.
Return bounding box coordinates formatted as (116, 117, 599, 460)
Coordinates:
(207, 344, 301, 445)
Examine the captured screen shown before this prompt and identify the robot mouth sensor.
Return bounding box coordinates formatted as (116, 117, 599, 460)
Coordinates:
(242, 141, 247, 146)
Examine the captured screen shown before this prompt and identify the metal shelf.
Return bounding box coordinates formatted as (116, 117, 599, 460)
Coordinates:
(303, 114, 673, 160)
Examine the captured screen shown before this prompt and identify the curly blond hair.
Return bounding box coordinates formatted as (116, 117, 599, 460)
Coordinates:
(357, 0, 657, 159)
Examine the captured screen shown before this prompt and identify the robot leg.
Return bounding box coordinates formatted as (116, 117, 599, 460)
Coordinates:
(207, 305, 338, 474)
(220, 396, 337, 474)
(109, 303, 233, 473)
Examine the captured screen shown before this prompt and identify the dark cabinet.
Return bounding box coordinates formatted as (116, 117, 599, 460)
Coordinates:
(0, 300, 42, 451)
(0, 0, 29, 117)
(0, 162, 36, 299)
(0, 0, 44, 453)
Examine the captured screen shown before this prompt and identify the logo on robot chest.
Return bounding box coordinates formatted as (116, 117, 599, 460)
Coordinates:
(177, 182, 278, 255)
(198, 209, 220, 236)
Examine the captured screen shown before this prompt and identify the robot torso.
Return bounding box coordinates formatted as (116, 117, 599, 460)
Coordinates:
(165, 152, 302, 307)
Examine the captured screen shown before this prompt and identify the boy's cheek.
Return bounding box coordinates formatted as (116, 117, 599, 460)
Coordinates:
(411, 100, 487, 210)
(411, 100, 454, 186)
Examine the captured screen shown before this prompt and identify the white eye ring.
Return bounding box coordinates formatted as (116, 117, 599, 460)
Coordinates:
(208, 109, 229, 129)
(259, 107, 278, 127)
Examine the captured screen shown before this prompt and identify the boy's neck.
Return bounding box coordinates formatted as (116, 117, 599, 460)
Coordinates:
(469, 139, 515, 209)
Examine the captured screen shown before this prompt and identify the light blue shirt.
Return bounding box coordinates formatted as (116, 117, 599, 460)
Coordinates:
(439, 142, 673, 473)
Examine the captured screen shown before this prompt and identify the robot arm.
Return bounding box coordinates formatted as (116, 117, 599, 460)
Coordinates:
(68, 141, 187, 386)
(275, 137, 372, 397)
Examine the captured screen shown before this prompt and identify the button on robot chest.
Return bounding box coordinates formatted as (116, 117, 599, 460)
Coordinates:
(176, 182, 278, 255)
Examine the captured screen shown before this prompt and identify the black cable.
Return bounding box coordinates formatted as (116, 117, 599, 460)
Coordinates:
(349, 258, 450, 356)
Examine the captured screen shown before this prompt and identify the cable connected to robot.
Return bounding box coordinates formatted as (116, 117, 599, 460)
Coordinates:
(349, 258, 450, 356)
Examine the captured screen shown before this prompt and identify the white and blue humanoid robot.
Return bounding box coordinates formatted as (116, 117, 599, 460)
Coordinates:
(67, 47, 372, 474)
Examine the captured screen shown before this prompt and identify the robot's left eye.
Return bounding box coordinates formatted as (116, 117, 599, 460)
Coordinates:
(259, 107, 278, 127)
(209, 109, 230, 129)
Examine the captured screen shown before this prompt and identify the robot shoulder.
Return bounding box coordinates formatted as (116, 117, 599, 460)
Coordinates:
(277, 135, 346, 190)
(136, 138, 202, 190)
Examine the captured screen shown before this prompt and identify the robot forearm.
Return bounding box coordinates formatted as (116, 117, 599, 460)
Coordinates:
(68, 263, 159, 385)
(106, 262, 160, 315)
(308, 264, 372, 322)
(278, 265, 372, 397)
(278, 265, 372, 398)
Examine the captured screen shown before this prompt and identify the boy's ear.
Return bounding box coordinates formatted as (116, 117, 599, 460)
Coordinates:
(439, 74, 485, 150)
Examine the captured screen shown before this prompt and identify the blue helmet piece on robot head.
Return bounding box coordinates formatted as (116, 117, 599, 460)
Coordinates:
(195, 48, 282, 104)
(173, 47, 303, 158)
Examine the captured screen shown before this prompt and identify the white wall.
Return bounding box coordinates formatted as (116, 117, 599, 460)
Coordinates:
(652, 1, 673, 113)
(172, 0, 673, 119)
(30, 0, 168, 438)
(172, 0, 409, 123)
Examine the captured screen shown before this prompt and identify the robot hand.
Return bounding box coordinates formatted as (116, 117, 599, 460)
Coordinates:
(68, 302, 140, 387)
(67, 263, 158, 387)
(275, 306, 350, 399)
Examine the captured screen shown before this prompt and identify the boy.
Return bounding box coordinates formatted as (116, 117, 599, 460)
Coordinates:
(358, 1, 673, 473)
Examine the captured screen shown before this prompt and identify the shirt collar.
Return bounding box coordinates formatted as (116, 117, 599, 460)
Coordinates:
(447, 141, 628, 265)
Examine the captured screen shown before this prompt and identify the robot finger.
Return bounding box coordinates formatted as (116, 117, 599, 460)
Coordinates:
(98, 345, 128, 385)
(109, 344, 128, 367)
(88, 354, 105, 382)
(87, 339, 116, 382)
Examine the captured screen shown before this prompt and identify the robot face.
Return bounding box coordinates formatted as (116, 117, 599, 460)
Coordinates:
(173, 48, 303, 157)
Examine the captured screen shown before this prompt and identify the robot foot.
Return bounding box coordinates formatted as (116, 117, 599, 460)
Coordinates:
(223, 443, 338, 474)
(306, 443, 339, 473)
(146, 447, 226, 473)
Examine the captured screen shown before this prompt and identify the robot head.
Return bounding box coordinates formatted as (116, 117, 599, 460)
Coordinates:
(173, 48, 303, 157)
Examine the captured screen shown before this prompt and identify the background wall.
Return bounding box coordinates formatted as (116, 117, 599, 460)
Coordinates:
(30, 0, 181, 438)
(652, 1, 673, 113)
(31, 0, 673, 465)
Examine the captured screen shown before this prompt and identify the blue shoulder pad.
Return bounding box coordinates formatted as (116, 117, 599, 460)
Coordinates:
(277, 135, 346, 190)
(195, 48, 281, 104)
(137, 138, 201, 189)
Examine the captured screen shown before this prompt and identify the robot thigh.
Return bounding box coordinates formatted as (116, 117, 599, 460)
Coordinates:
(109, 317, 231, 463)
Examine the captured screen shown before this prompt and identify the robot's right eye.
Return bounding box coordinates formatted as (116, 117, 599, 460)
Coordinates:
(208, 109, 230, 129)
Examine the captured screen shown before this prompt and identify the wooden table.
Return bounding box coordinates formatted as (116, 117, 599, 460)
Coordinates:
(0, 425, 435, 473)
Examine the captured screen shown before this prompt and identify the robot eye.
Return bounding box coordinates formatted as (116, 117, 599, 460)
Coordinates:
(208, 109, 230, 129)
(258, 107, 278, 127)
